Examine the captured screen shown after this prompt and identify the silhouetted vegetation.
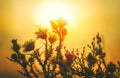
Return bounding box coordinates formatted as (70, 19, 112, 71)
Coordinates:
(8, 17, 120, 78)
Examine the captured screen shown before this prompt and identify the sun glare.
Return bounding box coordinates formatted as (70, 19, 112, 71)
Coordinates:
(33, 2, 73, 28)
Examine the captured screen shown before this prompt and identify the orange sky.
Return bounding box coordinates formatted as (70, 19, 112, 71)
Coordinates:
(0, 0, 120, 76)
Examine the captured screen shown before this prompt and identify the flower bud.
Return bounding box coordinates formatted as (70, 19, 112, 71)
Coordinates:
(65, 51, 75, 61)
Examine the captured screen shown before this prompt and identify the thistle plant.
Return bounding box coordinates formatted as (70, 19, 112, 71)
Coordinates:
(72, 33, 120, 78)
(8, 18, 120, 78)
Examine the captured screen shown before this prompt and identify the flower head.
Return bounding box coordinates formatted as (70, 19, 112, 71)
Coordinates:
(34, 28, 47, 39)
(23, 40, 35, 52)
(56, 17, 68, 28)
(48, 34, 57, 44)
(65, 51, 75, 61)
(50, 17, 68, 30)
(11, 39, 20, 53)
(11, 39, 17, 44)
(50, 20, 58, 30)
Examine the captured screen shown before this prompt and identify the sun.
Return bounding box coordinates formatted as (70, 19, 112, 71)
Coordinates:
(33, 2, 73, 28)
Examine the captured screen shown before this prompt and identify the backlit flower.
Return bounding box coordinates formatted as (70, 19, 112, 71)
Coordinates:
(65, 51, 75, 61)
(34, 28, 47, 39)
(48, 34, 57, 44)
(11, 39, 20, 53)
(23, 40, 35, 52)
(50, 20, 58, 30)
(50, 17, 68, 30)
(56, 17, 68, 28)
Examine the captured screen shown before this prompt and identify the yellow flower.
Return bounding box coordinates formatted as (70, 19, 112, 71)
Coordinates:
(48, 34, 57, 44)
(56, 17, 68, 28)
(50, 17, 68, 30)
(50, 20, 58, 30)
(35, 28, 47, 39)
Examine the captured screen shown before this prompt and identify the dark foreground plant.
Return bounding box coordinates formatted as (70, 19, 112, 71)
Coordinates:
(8, 17, 120, 78)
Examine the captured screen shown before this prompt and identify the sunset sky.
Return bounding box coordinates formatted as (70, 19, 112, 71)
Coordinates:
(0, 0, 120, 76)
